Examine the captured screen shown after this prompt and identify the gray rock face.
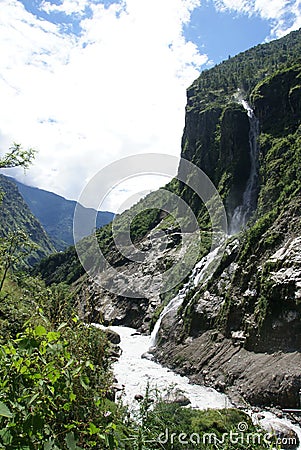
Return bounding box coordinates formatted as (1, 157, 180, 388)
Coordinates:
(152, 226, 301, 409)
(269, 236, 301, 302)
(104, 328, 121, 345)
(78, 230, 186, 330)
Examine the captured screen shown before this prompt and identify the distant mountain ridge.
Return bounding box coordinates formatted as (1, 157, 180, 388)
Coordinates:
(7, 177, 114, 251)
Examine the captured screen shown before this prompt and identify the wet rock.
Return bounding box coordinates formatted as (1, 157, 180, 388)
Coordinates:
(141, 352, 155, 361)
(107, 383, 124, 401)
(105, 328, 121, 344)
(231, 330, 247, 346)
(134, 394, 144, 402)
(108, 344, 122, 360)
(163, 390, 191, 407)
(260, 419, 299, 449)
(215, 380, 226, 392)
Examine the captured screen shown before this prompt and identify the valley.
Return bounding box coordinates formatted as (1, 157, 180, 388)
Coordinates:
(0, 26, 301, 449)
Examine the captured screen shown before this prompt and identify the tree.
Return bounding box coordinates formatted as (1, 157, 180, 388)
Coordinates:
(0, 143, 37, 291)
(0, 143, 36, 169)
(0, 230, 35, 293)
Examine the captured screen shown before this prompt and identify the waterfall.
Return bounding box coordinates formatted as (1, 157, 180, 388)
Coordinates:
(150, 245, 222, 347)
(230, 100, 259, 235)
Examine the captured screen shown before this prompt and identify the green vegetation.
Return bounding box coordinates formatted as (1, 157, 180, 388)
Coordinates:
(123, 386, 275, 449)
(187, 28, 301, 111)
(0, 143, 36, 170)
(0, 176, 56, 264)
(13, 178, 114, 251)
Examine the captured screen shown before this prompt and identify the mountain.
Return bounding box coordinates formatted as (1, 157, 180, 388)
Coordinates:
(9, 178, 114, 251)
(0, 175, 56, 264)
(35, 29, 301, 409)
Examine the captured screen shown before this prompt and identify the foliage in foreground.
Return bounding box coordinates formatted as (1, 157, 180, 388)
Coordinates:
(122, 386, 277, 450)
(0, 314, 123, 449)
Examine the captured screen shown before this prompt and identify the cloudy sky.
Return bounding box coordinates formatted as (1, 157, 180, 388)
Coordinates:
(0, 0, 300, 211)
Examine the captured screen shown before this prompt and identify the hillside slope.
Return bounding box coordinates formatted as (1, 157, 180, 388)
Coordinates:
(0, 175, 56, 264)
(10, 178, 114, 250)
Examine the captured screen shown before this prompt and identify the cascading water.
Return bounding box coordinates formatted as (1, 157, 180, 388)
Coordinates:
(150, 244, 222, 347)
(230, 100, 259, 235)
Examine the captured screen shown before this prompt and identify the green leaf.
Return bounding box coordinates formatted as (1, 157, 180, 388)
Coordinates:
(88, 422, 100, 435)
(18, 337, 38, 350)
(34, 325, 47, 337)
(0, 401, 13, 418)
(65, 431, 82, 450)
(57, 322, 68, 331)
(44, 440, 55, 450)
(28, 392, 39, 406)
(47, 331, 61, 343)
(0, 428, 13, 445)
(79, 374, 90, 390)
(106, 433, 116, 450)
(44, 441, 60, 450)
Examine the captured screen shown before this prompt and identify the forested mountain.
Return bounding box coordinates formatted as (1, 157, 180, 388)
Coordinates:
(8, 177, 114, 251)
(0, 175, 56, 264)
(34, 28, 301, 410)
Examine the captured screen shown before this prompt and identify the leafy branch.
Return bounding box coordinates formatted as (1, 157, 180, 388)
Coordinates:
(0, 143, 36, 170)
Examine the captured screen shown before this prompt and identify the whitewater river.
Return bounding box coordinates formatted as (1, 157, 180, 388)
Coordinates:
(109, 325, 229, 410)
(94, 324, 301, 450)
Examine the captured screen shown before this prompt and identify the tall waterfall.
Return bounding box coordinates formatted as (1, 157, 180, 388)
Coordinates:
(230, 100, 259, 235)
(150, 245, 222, 347)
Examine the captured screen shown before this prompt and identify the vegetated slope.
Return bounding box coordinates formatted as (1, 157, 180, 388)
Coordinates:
(10, 177, 114, 251)
(0, 175, 56, 264)
(35, 29, 301, 408)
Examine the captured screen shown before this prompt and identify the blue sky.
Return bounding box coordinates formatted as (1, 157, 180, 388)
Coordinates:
(0, 0, 300, 211)
(184, 2, 271, 64)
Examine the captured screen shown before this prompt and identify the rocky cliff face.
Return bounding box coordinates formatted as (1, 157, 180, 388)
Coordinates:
(153, 58, 301, 409)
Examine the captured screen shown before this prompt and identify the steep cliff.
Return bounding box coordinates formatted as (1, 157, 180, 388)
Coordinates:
(153, 50, 301, 409)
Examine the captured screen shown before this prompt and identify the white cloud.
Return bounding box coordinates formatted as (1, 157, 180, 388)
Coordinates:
(214, 0, 301, 37)
(0, 0, 206, 211)
(41, 0, 90, 16)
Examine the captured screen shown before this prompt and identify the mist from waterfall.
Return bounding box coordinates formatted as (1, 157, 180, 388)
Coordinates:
(229, 100, 259, 235)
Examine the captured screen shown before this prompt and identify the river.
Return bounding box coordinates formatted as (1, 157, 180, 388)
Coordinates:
(109, 325, 229, 410)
